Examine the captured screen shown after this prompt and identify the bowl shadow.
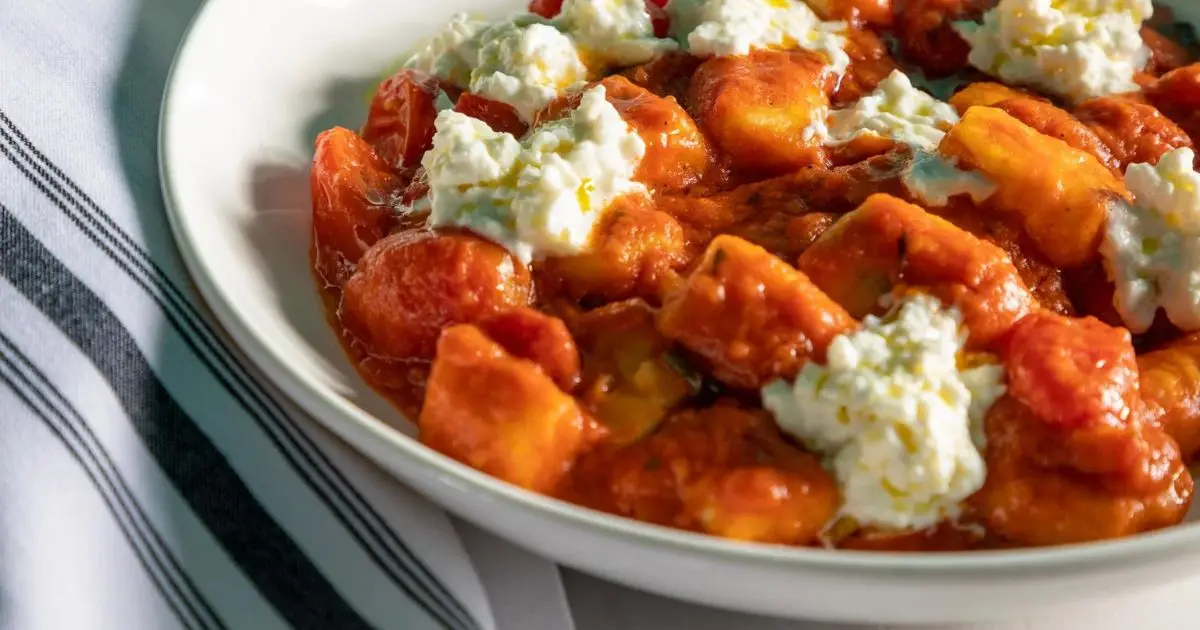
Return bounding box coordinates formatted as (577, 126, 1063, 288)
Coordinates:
(241, 73, 415, 436)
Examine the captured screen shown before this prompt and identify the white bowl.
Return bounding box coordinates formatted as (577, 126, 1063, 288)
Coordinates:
(160, 0, 1200, 623)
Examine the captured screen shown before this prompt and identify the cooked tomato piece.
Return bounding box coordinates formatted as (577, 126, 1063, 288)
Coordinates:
(477, 308, 581, 392)
(362, 69, 441, 169)
(340, 230, 533, 361)
(1074, 95, 1193, 170)
(833, 28, 900, 106)
(977, 444, 1193, 547)
(658, 235, 856, 389)
(623, 51, 704, 105)
(940, 106, 1129, 268)
(538, 195, 691, 304)
(689, 50, 834, 175)
(895, 0, 987, 78)
(1005, 312, 1138, 430)
(646, 1, 670, 38)
(310, 127, 402, 288)
(420, 325, 605, 492)
(806, 0, 893, 26)
(400, 166, 430, 208)
(1145, 64, 1200, 152)
(564, 406, 838, 544)
(602, 76, 713, 192)
(1141, 26, 1192, 77)
(1147, 64, 1200, 112)
(454, 93, 528, 137)
(528, 0, 564, 19)
(974, 396, 1193, 547)
(797, 194, 1034, 349)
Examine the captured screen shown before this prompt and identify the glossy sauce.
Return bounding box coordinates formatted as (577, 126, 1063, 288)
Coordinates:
(309, 3, 1200, 551)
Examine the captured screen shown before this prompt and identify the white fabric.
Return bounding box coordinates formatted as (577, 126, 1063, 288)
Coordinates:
(4, 1, 1200, 629)
(0, 0, 560, 629)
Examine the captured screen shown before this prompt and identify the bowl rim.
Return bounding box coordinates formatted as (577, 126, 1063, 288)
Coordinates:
(158, 0, 1200, 580)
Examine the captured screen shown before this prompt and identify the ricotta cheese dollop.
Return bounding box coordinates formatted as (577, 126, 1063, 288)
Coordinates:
(470, 22, 590, 122)
(956, 0, 1152, 104)
(404, 16, 588, 121)
(668, 0, 850, 74)
(403, 13, 490, 87)
(761, 294, 1005, 531)
(1102, 147, 1200, 333)
(422, 85, 647, 264)
(825, 71, 960, 152)
(556, 0, 677, 67)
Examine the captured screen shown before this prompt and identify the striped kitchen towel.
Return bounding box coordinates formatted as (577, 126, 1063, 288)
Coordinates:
(0, 1, 569, 628)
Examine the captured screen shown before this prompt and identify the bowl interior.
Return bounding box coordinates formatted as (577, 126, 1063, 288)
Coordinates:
(162, 0, 1200, 600)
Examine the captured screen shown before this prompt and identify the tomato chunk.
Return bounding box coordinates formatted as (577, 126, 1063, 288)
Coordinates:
(340, 230, 533, 361)
(420, 325, 605, 492)
(833, 28, 900, 106)
(1148, 64, 1200, 112)
(623, 51, 704, 105)
(1005, 312, 1138, 430)
(528, 0, 564, 19)
(658, 235, 856, 389)
(362, 69, 441, 169)
(477, 307, 582, 392)
(975, 395, 1193, 546)
(646, 1, 670, 38)
(895, 0, 986, 78)
(454, 93, 529, 137)
(1074, 95, 1193, 171)
(310, 127, 401, 287)
(805, 0, 893, 27)
(1141, 26, 1192, 76)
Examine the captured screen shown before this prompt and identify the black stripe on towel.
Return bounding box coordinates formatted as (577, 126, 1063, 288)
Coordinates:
(0, 109, 476, 630)
(0, 341, 217, 630)
(0, 207, 381, 630)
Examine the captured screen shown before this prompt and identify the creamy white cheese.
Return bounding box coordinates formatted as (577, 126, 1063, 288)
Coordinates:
(556, 0, 678, 67)
(902, 151, 998, 208)
(403, 13, 490, 87)
(668, 0, 850, 75)
(422, 85, 647, 264)
(956, 0, 1152, 104)
(470, 22, 590, 122)
(761, 294, 1004, 531)
(825, 71, 960, 152)
(404, 15, 588, 122)
(1101, 148, 1200, 333)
